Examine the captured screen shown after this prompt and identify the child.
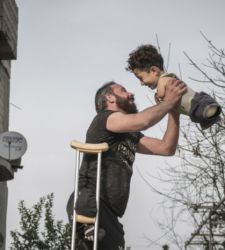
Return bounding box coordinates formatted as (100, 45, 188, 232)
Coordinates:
(127, 44, 221, 130)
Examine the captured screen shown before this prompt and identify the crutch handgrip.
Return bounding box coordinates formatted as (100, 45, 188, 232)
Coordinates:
(70, 140, 109, 154)
(76, 214, 96, 224)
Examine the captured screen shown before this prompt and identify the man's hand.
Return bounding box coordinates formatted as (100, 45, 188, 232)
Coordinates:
(163, 78, 187, 109)
(84, 224, 106, 241)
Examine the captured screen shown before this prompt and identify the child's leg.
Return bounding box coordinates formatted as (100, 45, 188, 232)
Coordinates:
(204, 104, 219, 118)
(180, 87, 196, 115)
(190, 92, 221, 129)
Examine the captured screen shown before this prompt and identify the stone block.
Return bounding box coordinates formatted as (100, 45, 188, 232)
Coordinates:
(0, 158, 13, 181)
(0, 0, 18, 59)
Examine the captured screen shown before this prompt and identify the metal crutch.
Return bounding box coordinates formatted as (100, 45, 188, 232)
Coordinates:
(70, 140, 109, 250)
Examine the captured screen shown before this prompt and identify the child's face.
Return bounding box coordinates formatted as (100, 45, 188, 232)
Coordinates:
(133, 67, 161, 89)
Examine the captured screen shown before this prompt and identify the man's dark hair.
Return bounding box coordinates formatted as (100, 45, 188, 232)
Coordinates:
(95, 81, 116, 113)
(127, 44, 164, 72)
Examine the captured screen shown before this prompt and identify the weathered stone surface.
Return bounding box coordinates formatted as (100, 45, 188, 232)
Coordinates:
(0, 182, 7, 250)
(0, 158, 13, 181)
(0, 0, 18, 59)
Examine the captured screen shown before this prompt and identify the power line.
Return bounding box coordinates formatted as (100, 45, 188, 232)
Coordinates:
(10, 102, 22, 110)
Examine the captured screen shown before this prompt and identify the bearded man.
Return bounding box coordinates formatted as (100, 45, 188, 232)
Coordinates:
(67, 80, 186, 250)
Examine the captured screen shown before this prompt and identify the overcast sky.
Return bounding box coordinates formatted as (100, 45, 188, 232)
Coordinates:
(6, 0, 225, 249)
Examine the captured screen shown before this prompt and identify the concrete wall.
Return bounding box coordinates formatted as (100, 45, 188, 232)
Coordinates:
(0, 60, 10, 250)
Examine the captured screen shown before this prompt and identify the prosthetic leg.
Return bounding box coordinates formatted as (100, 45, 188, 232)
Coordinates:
(70, 140, 109, 250)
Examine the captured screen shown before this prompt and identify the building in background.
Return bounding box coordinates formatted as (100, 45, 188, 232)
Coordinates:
(0, 0, 18, 249)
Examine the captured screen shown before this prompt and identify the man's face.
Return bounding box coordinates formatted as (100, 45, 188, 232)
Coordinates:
(114, 93, 138, 114)
(133, 68, 160, 89)
(111, 84, 138, 114)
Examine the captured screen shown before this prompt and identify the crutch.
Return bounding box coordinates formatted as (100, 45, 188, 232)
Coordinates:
(70, 140, 109, 250)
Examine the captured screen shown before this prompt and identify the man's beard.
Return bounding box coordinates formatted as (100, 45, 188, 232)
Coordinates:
(114, 94, 138, 114)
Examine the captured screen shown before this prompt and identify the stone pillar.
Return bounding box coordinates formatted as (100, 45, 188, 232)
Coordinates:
(0, 182, 8, 250)
(0, 0, 18, 249)
(0, 60, 11, 250)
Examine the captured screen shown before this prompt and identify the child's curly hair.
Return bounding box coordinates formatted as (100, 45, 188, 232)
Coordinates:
(127, 44, 164, 72)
